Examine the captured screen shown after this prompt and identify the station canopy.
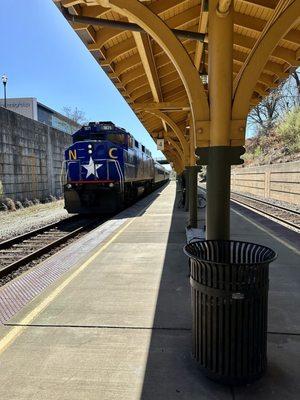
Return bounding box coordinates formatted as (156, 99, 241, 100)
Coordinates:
(55, 0, 300, 171)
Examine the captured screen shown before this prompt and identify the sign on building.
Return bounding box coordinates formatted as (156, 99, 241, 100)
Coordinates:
(0, 97, 38, 120)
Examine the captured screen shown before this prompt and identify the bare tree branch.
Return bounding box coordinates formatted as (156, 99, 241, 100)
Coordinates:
(247, 69, 300, 136)
(62, 106, 86, 125)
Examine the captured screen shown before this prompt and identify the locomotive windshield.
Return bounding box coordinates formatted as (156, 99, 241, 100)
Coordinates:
(73, 132, 127, 144)
(78, 132, 126, 144)
(72, 122, 128, 145)
(106, 133, 126, 145)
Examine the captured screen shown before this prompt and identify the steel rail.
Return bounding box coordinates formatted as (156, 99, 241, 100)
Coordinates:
(231, 191, 300, 216)
(0, 215, 80, 250)
(198, 186, 300, 231)
(0, 217, 103, 278)
(231, 197, 300, 231)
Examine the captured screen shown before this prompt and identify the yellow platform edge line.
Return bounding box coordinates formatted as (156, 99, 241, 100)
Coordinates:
(232, 208, 300, 256)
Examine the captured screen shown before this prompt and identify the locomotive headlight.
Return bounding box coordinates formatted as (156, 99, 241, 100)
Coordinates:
(88, 144, 92, 149)
(109, 183, 114, 188)
(88, 150, 93, 154)
(66, 183, 72, 189)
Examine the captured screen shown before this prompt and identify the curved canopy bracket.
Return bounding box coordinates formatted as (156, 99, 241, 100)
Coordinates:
(232, 1, 300, 120)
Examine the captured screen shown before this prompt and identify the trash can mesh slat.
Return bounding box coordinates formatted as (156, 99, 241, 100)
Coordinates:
(184, 240, 277, 385)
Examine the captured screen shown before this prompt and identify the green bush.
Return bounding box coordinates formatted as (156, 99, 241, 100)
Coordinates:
(254, 146, 263, 158)
(277, 107, 300, 154)
(4, 198, 16, 211)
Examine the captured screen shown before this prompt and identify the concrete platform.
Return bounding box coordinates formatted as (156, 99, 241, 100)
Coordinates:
(0, 182, 299, 399)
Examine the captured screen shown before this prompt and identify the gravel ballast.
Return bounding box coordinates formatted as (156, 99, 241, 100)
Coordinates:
(0, 200, 71, 241)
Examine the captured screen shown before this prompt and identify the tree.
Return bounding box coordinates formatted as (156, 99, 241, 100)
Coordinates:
(283, 68, 300, 109)
(62, 106, 86, 125)
(247, 86, 284, 135)
(247, 68, 300, 136)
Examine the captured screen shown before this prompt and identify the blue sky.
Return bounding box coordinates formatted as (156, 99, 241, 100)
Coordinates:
(0, 0, 166, 158)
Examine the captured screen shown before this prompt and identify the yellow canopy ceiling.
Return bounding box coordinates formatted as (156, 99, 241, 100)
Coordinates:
(54, 0, 300, 171)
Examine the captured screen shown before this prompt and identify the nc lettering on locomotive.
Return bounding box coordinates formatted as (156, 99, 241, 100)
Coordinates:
(109, 148, 118, 159)
(69, 149, 77, 160)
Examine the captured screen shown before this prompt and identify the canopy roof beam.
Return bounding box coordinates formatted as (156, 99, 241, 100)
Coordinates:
(145, 109, 189, 162)
(131, 31, 167, 132)
(194, 0, 208, 71)
(133, 102, 190, 112)
(62, 8, 206, 42)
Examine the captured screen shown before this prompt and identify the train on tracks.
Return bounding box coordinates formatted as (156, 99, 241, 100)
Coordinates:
(63, 121, 169, 213)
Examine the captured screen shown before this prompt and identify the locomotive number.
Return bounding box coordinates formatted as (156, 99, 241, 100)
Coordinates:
(69, 149, 77, 160)
(109, 148, 118, 159)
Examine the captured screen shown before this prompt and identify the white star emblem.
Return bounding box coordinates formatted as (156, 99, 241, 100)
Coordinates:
(82, 157, 103, 178)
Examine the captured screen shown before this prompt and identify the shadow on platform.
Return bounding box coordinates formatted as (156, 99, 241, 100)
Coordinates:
(139, 186, 300, 400)
(139, 188, 232, 400)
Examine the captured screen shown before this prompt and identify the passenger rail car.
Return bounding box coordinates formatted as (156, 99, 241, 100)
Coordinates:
(63, 121, 169, 213)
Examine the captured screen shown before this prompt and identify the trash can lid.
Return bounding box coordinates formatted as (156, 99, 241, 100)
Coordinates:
(183, 239, 277, 266)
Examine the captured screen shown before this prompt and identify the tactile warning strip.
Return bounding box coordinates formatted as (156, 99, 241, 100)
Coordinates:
(0, 189, 161, 325)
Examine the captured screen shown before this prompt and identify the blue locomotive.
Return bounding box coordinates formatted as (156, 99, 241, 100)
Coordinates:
(63, 121, 169, 213)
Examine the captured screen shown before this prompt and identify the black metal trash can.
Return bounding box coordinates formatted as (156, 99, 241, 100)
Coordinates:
(184, 240, 277, 385)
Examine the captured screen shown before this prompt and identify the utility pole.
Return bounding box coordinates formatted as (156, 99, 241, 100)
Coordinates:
(1, 75, 8, 108)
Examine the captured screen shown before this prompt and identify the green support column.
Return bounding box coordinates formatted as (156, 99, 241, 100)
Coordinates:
(187, 166, 198, 228)
(206, 153, 231, 240)
(184, 167, 189, 211)
(196, 146, 245, 240)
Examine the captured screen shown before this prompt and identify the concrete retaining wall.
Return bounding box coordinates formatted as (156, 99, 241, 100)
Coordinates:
(231, 161, 300, 205)
(0, 107, 72, 201)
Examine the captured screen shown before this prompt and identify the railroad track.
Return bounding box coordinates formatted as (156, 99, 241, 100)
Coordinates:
(0, 186, 168, 282)
(198, 186, 300, 231)
(0, 216, 103, 278)
(231, 192, 300, 231)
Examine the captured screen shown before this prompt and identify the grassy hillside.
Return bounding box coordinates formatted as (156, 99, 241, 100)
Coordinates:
(244, 107, 300, 166)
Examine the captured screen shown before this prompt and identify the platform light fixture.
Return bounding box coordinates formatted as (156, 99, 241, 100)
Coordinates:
(199, 45, 208, 87)
(1, 74, 8, 108)
(200, 72, 208, 86)
(198, 41, 209, 87)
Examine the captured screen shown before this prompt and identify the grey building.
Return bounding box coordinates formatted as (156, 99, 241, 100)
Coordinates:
(0, 97, 80, 134)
